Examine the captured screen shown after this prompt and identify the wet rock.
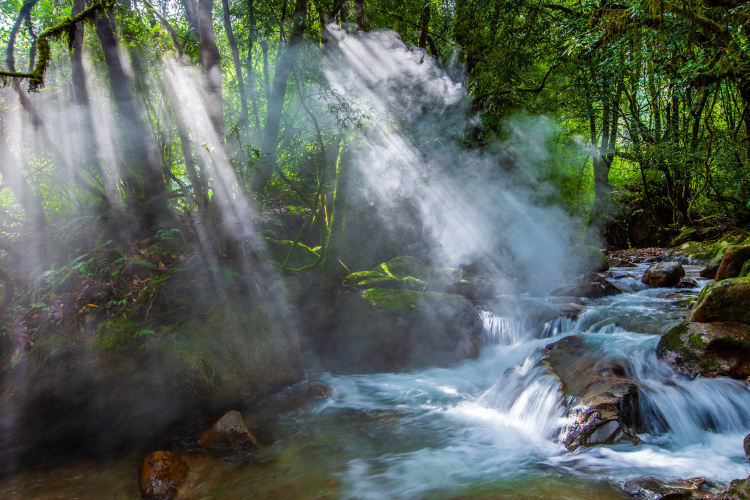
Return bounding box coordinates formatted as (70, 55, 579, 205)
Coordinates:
(691, 277, 750, 324)
(197, 410, 259, 450)
(656, 322, 750, 379)
(700, 264, 719, 279)
(551, 273, 623, 298)
(675, 278, 698, 289)
(717, 476, 750, 499)
(716, 245, 750, 281)
(140, 450, 190, 499)
(543, 336, 640, 450)
(642, 262, 685, 287)
(624, 476, 718, 500)
(744, 434, 750, 461)
(317, 288, 482, 372)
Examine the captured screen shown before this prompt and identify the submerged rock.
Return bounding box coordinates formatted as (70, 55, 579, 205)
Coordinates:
(140, 450, 191, 499)
(656, 322, 750, 379)
(197, 410, 259, 450)
(642, 262, 685, 287)
(715, 245, 750, 281)
(691, 277, 750, 324)
(543, 336, 640, 450)
(318, 288, 482, 372)
(624, 476, 718, 500)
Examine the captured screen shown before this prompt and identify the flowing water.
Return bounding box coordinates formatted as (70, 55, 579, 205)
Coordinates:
(2, 262, 749, 499)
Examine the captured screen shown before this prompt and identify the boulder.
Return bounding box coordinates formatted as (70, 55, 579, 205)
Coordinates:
(716, 245, 750, 281)
(642, 262, 685, 287)
(551, 273, 623, 299)
(691, 277, 750, 324)
(656, 322, 750, 379)
(744, 434, 750, 461)
(197, 410, 259, 450)
(543, 336, 640, 450)
(624, 476, 718, 500)
(700, 264, 719, 279)
(140, 450, 191, 499)
(318, 288, 482, 372)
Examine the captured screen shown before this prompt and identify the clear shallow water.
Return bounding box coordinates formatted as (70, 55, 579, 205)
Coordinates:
(1, 264, 749, 499)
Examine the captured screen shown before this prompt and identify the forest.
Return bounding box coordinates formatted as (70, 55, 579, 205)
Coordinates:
(1, 0, 750, 498)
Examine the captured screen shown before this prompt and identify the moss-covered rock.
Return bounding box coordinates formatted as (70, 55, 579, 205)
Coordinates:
(642, 262, 685, 287)
(691, 277, 750, 324)
(543, 336, 640, 451)
(581, 246, 609, 273)
(317, 288, 482, 372)
(671, 227, 699, 247)
(740, 260, 750, 278)
(716, 245, 750, 281)
(656, 321, 750, 379)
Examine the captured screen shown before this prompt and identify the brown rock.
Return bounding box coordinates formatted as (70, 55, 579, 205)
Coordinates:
(624, 476, 719, 500)
(642, 262, 685, 287)
(716, 245, 750, 281)
(543, 336, 640, 450)
(700, 264, 719, 279)
(552, 273, 623, 298)
(198, 410, 259, 450)
(140, 450, 190, 500)
(744, 434, 750, 462)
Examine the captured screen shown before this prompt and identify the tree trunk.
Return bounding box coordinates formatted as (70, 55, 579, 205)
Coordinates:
(252, 0, 307, 193)
(95, 13, 168, 226)
(221, 0, 249, 130)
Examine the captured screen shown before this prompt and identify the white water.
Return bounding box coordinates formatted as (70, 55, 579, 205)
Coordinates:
(288, 263, 750, 498)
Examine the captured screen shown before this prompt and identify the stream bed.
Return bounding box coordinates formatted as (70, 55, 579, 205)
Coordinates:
(2, 262, 749, 499)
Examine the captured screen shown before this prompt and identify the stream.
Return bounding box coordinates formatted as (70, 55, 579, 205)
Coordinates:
(2, 261, 750, 499)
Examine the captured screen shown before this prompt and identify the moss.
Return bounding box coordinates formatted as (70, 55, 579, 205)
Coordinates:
(671, 227, 698, 246)
(740, 260, 750, 278)
(688, 332, 706, 350)
(361, 288, 420, 312)
(661, 323, 689, 352)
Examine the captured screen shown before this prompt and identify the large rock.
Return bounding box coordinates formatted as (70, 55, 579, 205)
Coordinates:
(642, 262, 685, 287)
(318, 288, 482, 372)
(691, 277, 750, 324)
(543, 336, 640, 450)
(140, 450, 191, 499)
(716, 245, 750, 281)
(656, 322, 750, 379)
(581, 245, 609, 273)
(197, 410, 259, 450)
